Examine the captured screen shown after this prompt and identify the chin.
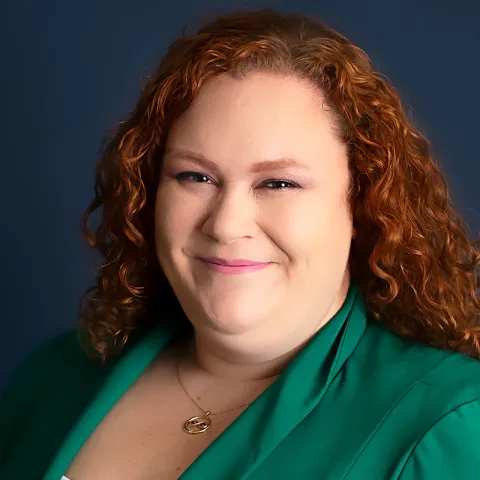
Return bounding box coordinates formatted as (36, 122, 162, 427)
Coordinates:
(199, 299, 267, 335)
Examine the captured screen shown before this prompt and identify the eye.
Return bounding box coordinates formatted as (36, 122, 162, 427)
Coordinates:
(175, 171, 214, 184)
(261, 179, 300, 190)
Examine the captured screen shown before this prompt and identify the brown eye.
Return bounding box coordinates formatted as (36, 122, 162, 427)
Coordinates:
(261, 179, 299, 189)
(175, 172, 213, 184)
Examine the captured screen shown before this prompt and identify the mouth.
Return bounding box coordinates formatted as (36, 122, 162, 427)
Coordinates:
(198, 257, 272, 275)
(200, 257, 268, 266)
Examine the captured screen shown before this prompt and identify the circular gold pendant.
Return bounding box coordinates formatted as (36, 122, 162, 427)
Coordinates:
(183, 411, 212, 434)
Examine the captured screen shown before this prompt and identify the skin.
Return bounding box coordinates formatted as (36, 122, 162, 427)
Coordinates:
(154, 71, 354, 392)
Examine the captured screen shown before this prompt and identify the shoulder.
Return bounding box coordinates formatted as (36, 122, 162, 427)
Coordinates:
(2, 329, 86, 394)
(354, 322, 480, 478)
(396, 398, 480, 479)
(2, 325, 150, 394)
(0, 329, 91, 468)
(0, 329, 102, 433)
(2, 329, 94, 396)
(1, 325, 151, 405)
(359, 320, 480, 402)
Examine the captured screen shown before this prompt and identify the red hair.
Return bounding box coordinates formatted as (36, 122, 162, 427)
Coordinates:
(79, 8, 480, 361)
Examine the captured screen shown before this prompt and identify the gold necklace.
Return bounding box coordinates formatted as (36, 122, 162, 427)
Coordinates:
(176, 356, 252, 435)
(176, 341, 280, 435)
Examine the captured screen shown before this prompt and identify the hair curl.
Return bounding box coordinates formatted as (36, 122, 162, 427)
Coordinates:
(78, 8, 480, 362)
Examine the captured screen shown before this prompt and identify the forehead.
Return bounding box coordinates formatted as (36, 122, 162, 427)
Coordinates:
(166, 72, 346, 173)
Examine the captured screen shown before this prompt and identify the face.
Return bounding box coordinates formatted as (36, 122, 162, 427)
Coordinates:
(155, 72, 354, 349)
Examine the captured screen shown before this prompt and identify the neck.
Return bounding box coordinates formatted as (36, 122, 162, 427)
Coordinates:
(183, 333, 298, 383)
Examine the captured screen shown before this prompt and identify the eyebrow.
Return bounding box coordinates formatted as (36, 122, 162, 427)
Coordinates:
(164, 147, 311, 173)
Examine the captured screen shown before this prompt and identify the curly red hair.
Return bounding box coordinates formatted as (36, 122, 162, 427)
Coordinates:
(78, 8, 480, 361)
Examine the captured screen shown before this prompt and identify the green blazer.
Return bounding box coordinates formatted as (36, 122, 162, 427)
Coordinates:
(2, 282, 480, 479)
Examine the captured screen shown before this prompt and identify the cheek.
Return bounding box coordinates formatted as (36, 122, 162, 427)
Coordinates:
(267, 193, 352, 262)
(155, 186, 209, 257)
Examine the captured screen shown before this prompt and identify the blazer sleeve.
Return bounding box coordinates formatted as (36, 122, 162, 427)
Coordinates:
(398, 399, 480, 480)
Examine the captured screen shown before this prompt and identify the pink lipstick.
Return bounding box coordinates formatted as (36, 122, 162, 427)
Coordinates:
(199, 257, 271, 275)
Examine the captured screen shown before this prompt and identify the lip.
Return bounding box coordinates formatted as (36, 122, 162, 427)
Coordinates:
(201, 257, 268, 266)
(198, 257, 272, 275)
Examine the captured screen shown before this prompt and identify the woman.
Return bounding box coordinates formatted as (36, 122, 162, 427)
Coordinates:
(1, 8, 479, 480)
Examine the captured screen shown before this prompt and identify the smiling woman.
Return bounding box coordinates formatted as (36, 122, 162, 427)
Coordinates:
(1, 7, 480, 480)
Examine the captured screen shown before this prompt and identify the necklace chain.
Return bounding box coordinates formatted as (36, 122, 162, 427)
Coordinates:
(176, 354, 251, 417)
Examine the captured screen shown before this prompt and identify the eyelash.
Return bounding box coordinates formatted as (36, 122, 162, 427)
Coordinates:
(174, 171, 300, 190)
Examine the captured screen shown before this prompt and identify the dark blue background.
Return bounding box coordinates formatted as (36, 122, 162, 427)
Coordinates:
(1, 0, 479, 391)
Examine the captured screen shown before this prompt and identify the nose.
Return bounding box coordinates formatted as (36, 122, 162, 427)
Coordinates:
(201, 188, 258, 244)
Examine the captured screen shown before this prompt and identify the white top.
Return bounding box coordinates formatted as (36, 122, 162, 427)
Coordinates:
(61, 476, 71, 480)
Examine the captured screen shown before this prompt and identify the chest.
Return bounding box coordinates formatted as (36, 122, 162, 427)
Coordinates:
(63, 360, 246, 480)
